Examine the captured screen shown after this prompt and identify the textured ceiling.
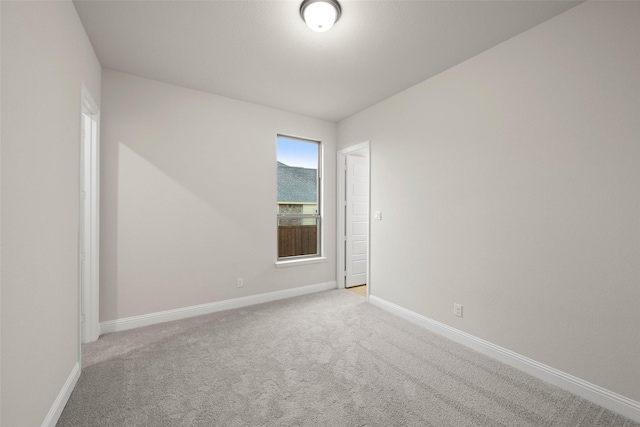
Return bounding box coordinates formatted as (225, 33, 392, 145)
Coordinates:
(74, 1, 581, 122)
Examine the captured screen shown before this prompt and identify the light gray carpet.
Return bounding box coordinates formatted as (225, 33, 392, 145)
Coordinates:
(58, 290, 638, 426)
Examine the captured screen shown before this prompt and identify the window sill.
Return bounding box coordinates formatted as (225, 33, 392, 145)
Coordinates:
(275, 257, 326, 268)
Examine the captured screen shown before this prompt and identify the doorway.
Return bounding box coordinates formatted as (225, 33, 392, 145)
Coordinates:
(80, 84, 100, 346)
(337, 142, 370, 298)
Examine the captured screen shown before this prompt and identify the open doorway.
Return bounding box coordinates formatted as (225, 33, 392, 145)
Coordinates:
(337, 142, 370, 299)
(79, 84, 100, 347)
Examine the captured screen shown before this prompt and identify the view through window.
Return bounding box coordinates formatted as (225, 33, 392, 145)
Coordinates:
(277, 136, 321, 259)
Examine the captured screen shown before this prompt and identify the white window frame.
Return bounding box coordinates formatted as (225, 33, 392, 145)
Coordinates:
(276, 135, 324, 265)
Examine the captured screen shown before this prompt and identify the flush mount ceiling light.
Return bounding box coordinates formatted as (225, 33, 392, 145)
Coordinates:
(300, 0, 341, 33)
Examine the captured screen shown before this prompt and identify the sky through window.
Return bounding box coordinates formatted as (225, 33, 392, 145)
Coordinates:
(277, 136, 318, 169)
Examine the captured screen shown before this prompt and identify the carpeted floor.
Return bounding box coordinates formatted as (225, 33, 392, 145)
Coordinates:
(58, 290, 638, 426)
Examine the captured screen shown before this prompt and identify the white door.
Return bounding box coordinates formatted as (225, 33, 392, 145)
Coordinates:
(346, 155, 369, 288)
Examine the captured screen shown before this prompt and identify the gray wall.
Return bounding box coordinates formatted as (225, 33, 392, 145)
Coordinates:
(338, 1, 640, 402)
(0, 2, 101, 425)
(100, 70, 337, 322)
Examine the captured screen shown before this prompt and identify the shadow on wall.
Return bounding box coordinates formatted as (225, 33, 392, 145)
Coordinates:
(101, 141, 274, 321)
(98, 72, 336, 323)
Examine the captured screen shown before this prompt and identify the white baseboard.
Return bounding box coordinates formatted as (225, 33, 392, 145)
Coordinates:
(101, 281, 337, 334)
(41, 362, 80, 427)
(368, 295, 640, 423)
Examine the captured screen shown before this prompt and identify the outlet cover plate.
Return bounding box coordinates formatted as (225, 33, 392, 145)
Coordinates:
(454, 303, 462, 317)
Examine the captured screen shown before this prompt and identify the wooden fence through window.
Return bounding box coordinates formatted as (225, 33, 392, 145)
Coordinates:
(278, 225, 318, 258)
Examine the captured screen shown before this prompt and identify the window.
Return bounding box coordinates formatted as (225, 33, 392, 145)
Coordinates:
(277, 135, 321, 260)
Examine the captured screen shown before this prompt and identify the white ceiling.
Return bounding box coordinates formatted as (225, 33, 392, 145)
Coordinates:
(73, 0, 581, 122)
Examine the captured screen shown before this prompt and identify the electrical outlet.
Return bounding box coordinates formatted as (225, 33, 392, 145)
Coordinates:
(237, 278, 244, 288)
(454, 303, 462, 317)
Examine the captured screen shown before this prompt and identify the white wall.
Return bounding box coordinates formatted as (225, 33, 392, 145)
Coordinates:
(100, 70, 336, 322)
(0, 2, 101, 426)
(338, 1, 640, 403)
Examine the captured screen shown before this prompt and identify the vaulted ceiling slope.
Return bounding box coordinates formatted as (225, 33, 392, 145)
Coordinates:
(74, 0, 581, 122)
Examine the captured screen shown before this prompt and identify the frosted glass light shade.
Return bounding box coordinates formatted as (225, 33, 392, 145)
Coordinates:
(300, 0, 341, 33)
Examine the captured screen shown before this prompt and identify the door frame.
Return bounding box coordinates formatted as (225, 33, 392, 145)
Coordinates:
(337, 141, 370, 299)
(79, 84, 100, 349)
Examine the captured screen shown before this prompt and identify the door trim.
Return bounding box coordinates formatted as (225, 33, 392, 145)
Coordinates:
(337, 141, 370, 299)
(80, 84, 100, 349)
